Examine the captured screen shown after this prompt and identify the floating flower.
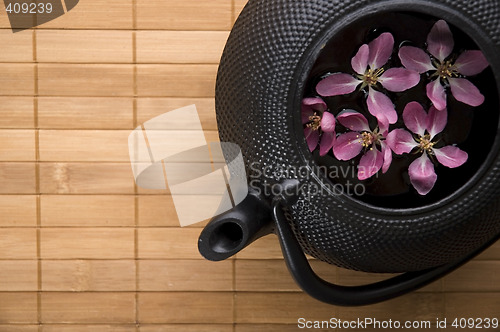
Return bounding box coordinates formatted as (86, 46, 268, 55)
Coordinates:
(399, 20, 489, 111)
(317, 33, 420, 125)
(386, 102, 468, 195)
(332, 110, 392, 180)
(302, 98, 336, 156)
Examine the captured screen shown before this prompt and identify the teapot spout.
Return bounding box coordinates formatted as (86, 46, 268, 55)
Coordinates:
(198, 190, 272, 261)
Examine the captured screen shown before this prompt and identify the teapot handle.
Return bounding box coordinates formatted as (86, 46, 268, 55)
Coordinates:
(273, 198, 500, 306)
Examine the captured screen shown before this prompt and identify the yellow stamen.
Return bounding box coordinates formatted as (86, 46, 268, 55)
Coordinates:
(306, 113, 322, 131)
(362, 68, 385, 86)
(418, 134, 435, 153)
(435, 60, 458, 80)
(359, 132, 375, 148)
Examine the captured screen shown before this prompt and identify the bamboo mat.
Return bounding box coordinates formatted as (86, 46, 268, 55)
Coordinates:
(0, 0, 499, 331)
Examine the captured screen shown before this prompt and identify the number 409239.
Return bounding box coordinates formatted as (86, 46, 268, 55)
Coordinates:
(5, 2, 53, 14)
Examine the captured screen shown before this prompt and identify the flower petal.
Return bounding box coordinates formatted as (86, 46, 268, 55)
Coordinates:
(426, 105, 447, 139)
(319, 132, 336, 157)
(379, 68, 421, 92)
(434, 146, 468, 168)
(399, 46, 435, 73)
(304, 127, 320, 152)
(301, 97, 326, 124)
(408, 154, 438, 195)
(427, 20, 454, 62)
(386, 129, 418, 155)
(381, 142, 392, 174)
(368, 32, 394, 70)
(302, 97, 327, 109)
(320, 111, 336, 133)
(426, 79, 447, 111)
(377, 115, 390, 137)
(337, 110, 370, 132)
(316, 73, 360, 97)
(351, 44, 370, 75)
(332, 132, 363, 161)
(367, 87, 398, 124)
(455, 50, 489, 76)
(358, 148, 384, 180)
(449, 78, 485, 107)
(402, 101, 428, 136)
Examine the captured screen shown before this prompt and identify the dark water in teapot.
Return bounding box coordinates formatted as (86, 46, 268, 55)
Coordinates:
(303, 12, 499, 209)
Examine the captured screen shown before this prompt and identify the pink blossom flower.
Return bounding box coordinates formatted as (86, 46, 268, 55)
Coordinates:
(332, 110, 392, 180)
(386, 102, 468, 195)
(399, 20, 489, 111)
(302, 98, 336, 156)
(317, 33, 420, 126)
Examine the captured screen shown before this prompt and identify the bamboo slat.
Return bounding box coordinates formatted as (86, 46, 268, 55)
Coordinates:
(0, 195, 37, 226)
(38, 64, 134, 97)
(0, 30, 33, 62)
(0, 292, 38, 324)
(41, 292, 136, 324)
(136, 0, 232, 30)
(235, 292, 338, 324)
(136, 64, 217, 97)
(0, 261, 38, 291)
(138, 228, 203, 259)
(0, 163, 36, 194)
(37, 30, 133, 64)
(41, 195, 135, 227)
(138, 259, 233, 291)
(0, 326, 39, 332)
(41, 326, 136, 332)
(337, 293, 444, 322)
(0, 228, 37, 259)
(136, 98, 217, 130)
(0, 130, 35, 161)
(442, 260, 500, 292)
(38, 97, 134, 130)
(0, 64, 34, 96)
(140, 325, 233, 332)
(39, 130, 131, 162)
(138, 292, 233, 324)
(41, 260, 136, 291)
(136, 31, 229, 64)
(235, 259, 336, 292)
(41, 228, 135, 259)
(236, 235, 284, 260)
(445, 293, 500, 317)
(39, 163, 135, 194)
(0, 97, 34, 129)
(37, 0, 134, 30)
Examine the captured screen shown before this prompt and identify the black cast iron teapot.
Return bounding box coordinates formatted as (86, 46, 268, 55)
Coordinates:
(198, 0, 500, 306)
